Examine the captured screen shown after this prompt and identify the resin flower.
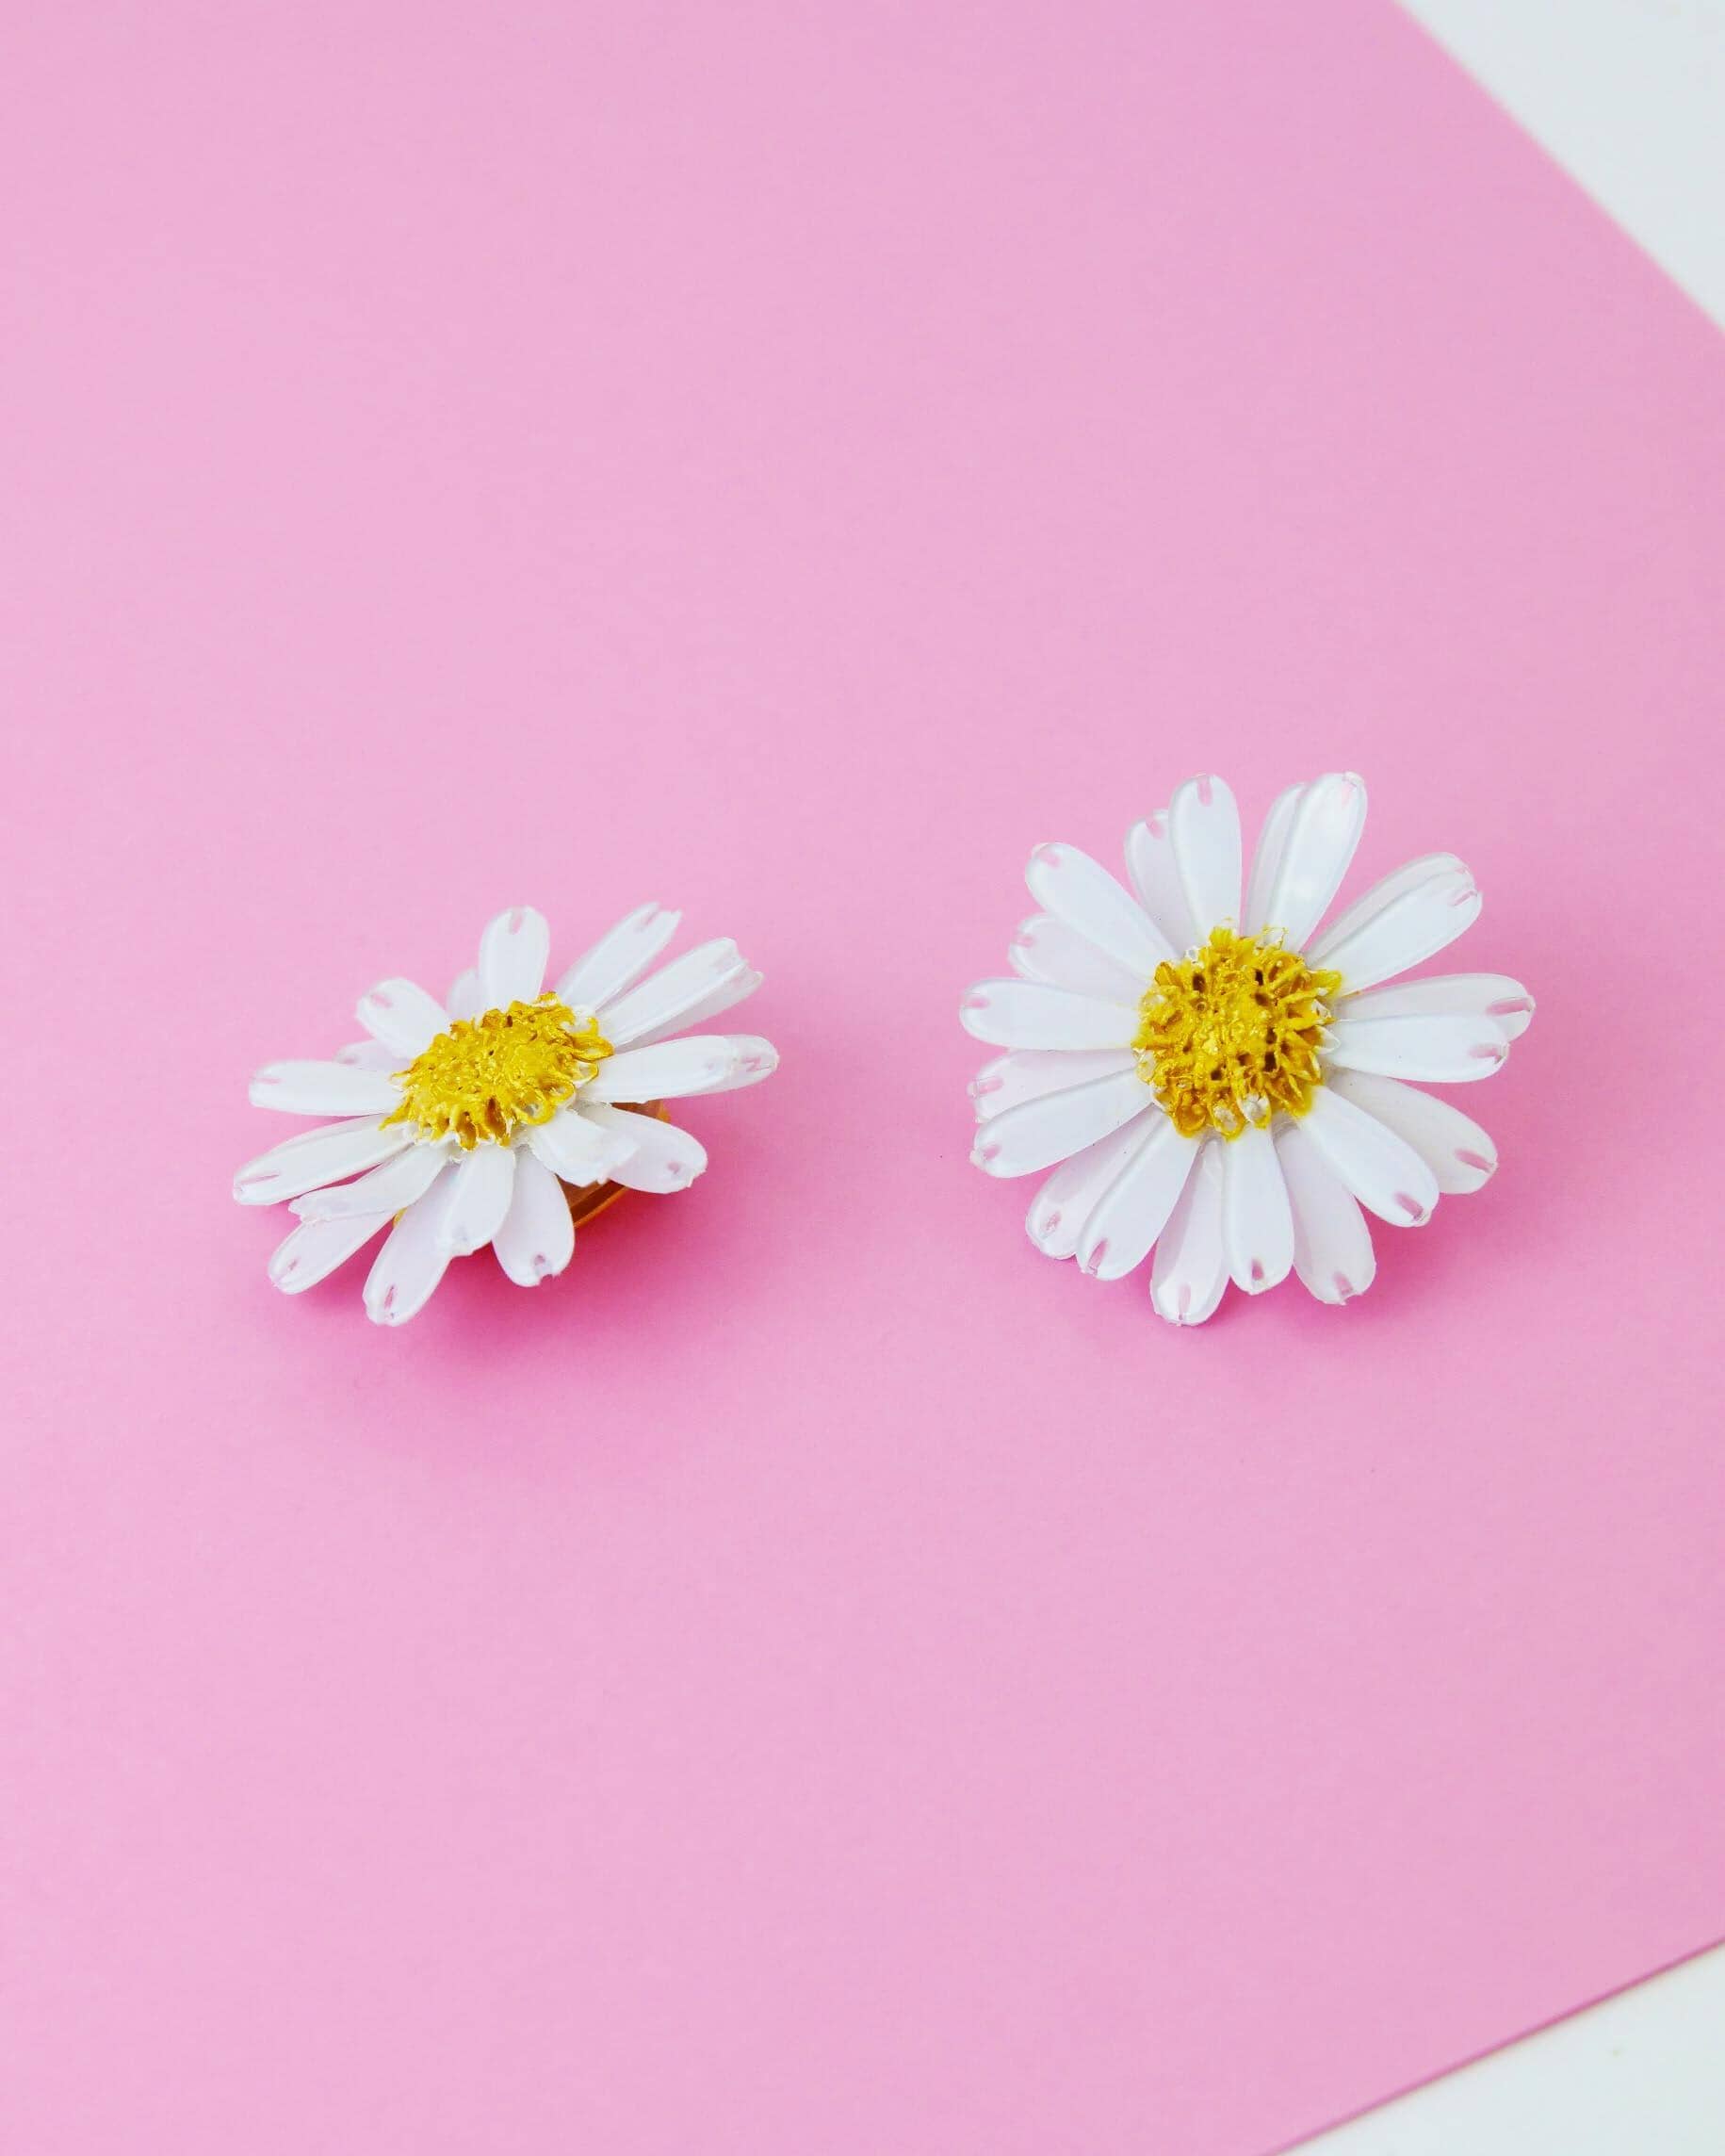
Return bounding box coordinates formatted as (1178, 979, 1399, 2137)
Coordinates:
(962, 775, 1532, 1323)
(236, 905, 775, 1323)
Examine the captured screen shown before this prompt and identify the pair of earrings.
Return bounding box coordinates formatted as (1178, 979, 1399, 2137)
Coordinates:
(235, 768, 1532, 1327)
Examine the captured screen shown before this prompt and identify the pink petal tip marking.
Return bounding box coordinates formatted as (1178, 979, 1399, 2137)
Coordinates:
(1488, 996, 1533, 1017)
(1456, 1149, 1494, 1175)
(1469, 1041, 1507, 1062)
(1333, 1272, 1354, 1300)
(1033, 844, 1064, 866)
(1249, 1258, 1265, 1285)
(1086, 1238, 1110, 1275)
(1176, 1282, 1192, 1316)
(1395, 1191, 1427, 1220)
(1196, 774, 1214, 807)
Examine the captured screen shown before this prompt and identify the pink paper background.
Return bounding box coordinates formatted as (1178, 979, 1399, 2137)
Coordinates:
(4, 5, 1721, 2150)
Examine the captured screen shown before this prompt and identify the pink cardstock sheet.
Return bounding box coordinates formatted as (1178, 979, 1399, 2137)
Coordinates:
(3, 5, 1722, 2151)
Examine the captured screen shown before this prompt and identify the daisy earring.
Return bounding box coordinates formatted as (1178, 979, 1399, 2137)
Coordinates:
(236, 905, 776, 1324)
(962, 774, 1533, 1324)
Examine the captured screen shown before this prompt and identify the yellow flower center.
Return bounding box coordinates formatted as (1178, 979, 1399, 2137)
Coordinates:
(382, 995, 611, 1150)
(1134, 926, 1341, 1141)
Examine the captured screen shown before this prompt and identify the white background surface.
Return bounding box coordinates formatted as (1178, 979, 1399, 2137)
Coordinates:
(1295, 5, 1724, 2148)
(1399, 0, 1725, 328)
(1291, 1943, 1725, 2151)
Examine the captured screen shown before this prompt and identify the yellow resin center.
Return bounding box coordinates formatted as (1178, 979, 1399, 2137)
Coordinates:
(1134, 927, 1341, 1140)
(383, 995, 611, 1150)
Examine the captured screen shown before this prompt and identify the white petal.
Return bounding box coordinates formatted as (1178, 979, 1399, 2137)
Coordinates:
(268, 1210, 394, 1295)
(1298, 1086, 1440, 1226)
(1167, 773, 1243, 937)
(291, 1143, 448, 1221)
(1220, 1124, 1294, 1293)
(1242, 782, 1305, 938)
(525, 1103, 635, 1184)
(970, 1049, 1137, 1121)
(1076, 1117, 1197, 1280)
(557, 902, 681, 1010)
(959, 980, 1140, 1052)
(479, 906, 550, 1008)
(234, 1119, 411, 1206)
(364, 1168, 458, 1325)
(581, 1102, 708, 1192)
(1009, 915, 1145, 1003)
(1310, 856, 1479, 989)
(1327, 1069, 1498, 1194)
(249, 1060, 401, 1117)
(334, 1038, 402, 1071)
(1258, 772, 1367, 950)
(1025, 1116, 1160, 1260)
(1326, 1010, 1508, 1084)
(971, 1070, 1154, 1179)
(493, 1147, 577, 1285)
(1308, 851, 1454, 956)
(1024, 842, 1171, 978)
(616, 968, 761, 1050)
(585, 1034, 748, 1103)
(446, 968, 484, 1021)
(1149, 1140, 1229, 1324)
(598, 939, 750, 1048)
(438, 1142, 517, 1255)
(1276, 1119, 1376, 1305)
(1124, 809, 1196, 954)
(695, 1035, 778, 1093)
(356, 978, 448, 1058)
(1340, 972, 1534, 1042)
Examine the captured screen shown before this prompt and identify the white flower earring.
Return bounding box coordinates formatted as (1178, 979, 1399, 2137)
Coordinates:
(236, 905, 776, 1323)
(962, 774, 1532, 1323)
